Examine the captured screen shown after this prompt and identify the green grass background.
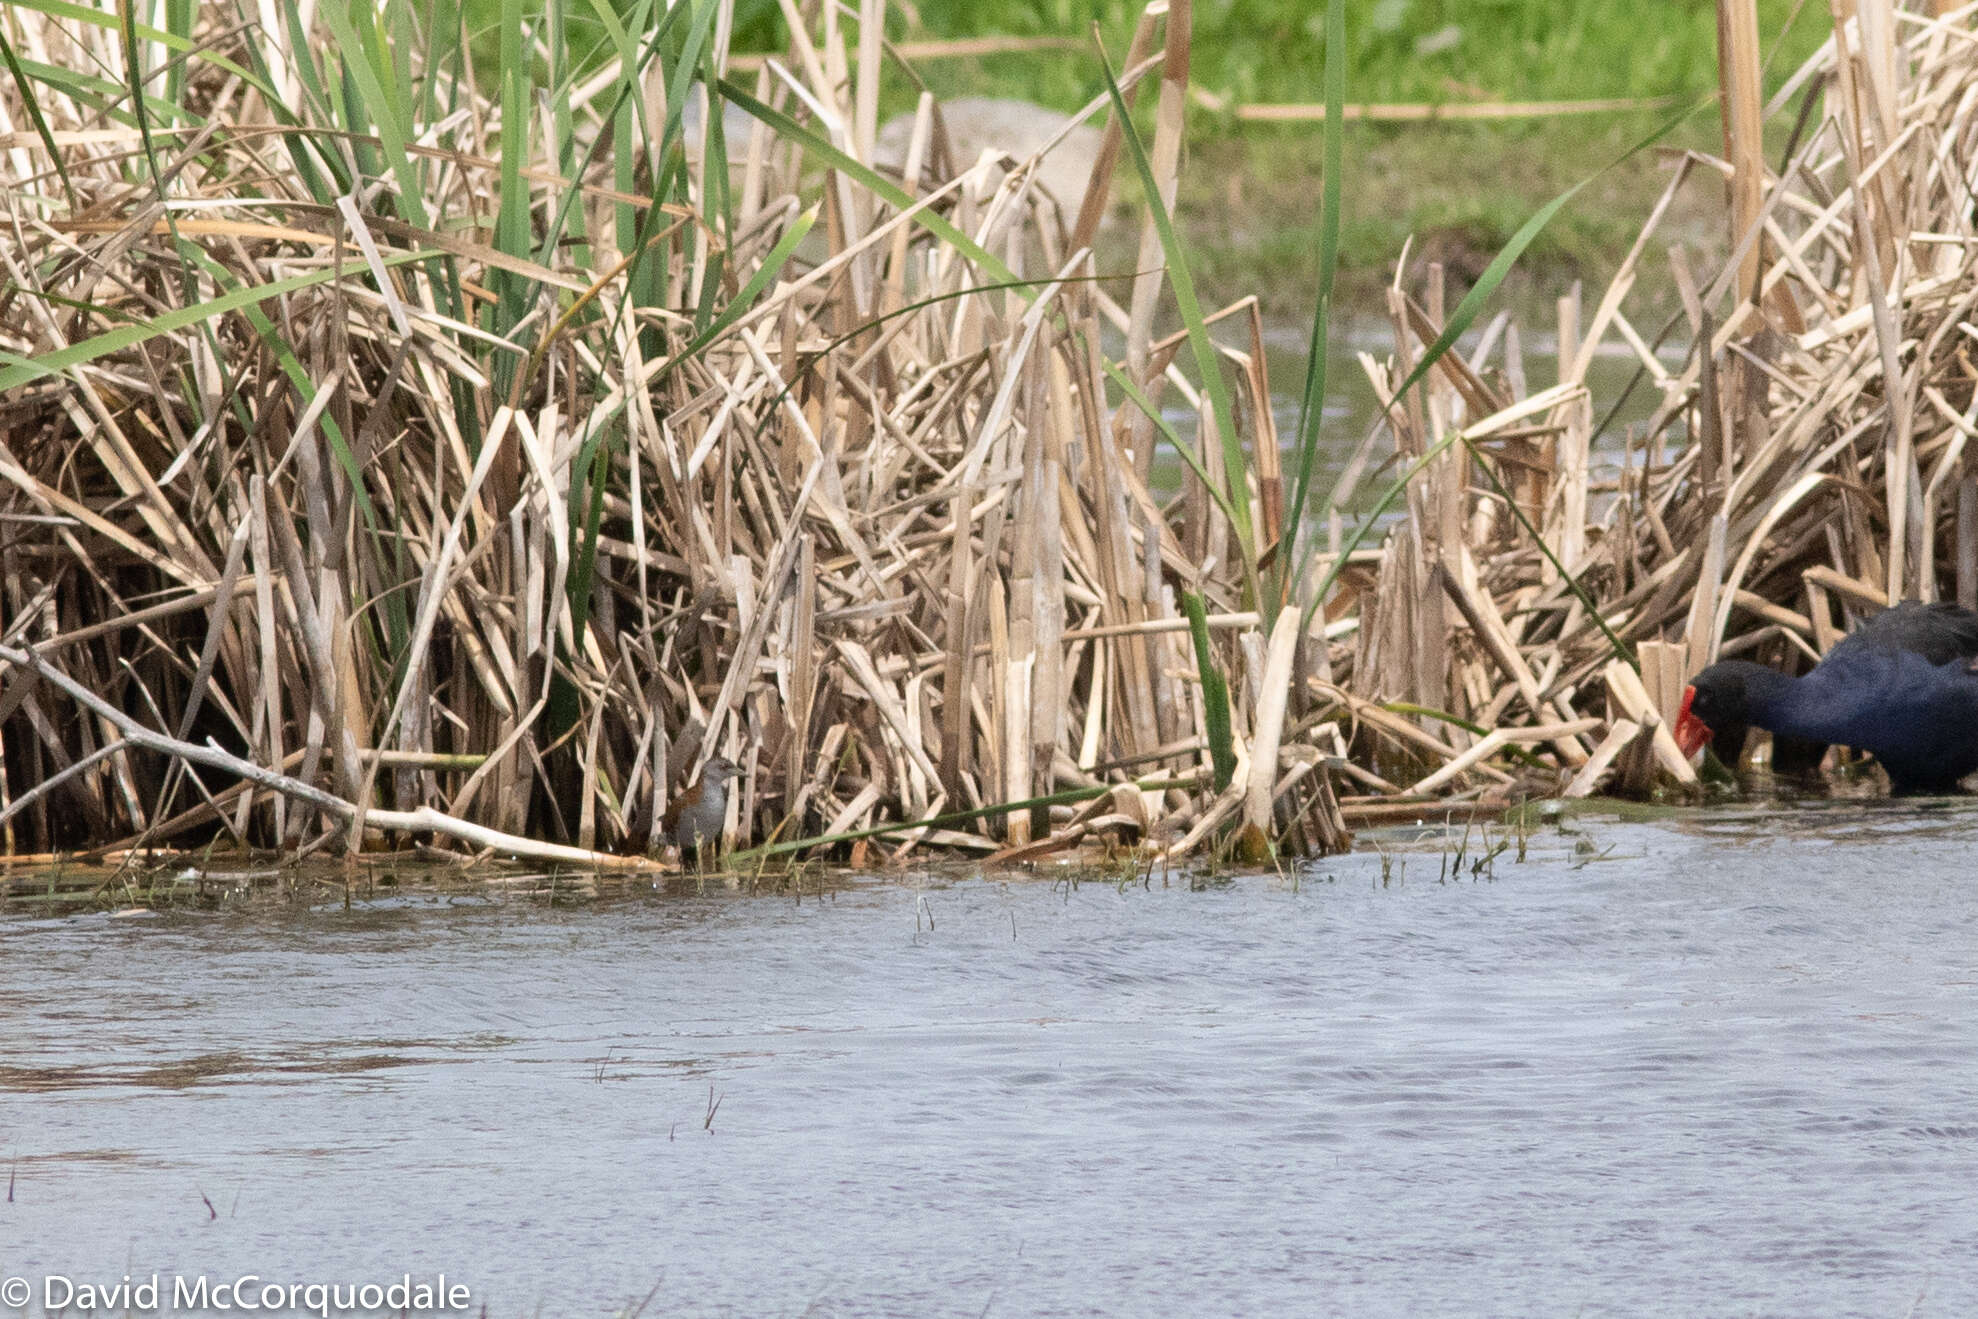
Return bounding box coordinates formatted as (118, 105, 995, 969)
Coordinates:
(456, 0, 1834, 314)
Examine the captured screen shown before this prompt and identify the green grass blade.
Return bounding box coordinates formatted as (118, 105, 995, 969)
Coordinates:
(1299, 428, 1461, 625)
(1382, 702, 1547, 768)
(1295, 419, 1633, 668)
(743, 263, 1122, 431)
(1281, 0, 1345, 601)
(15, 0, 274, 98)
(1182, 591, 1237, 792)
(3, 53, 184, 126)
(1095, 48, 1255, 566)
(0, 27, 76, 213)
(682, 203, 818, 356)
(491, 0, 530, 353)
(1103, 361, 1244, 531)
(1458, 433, 1634, 663)
(0, 249, 445, 393)
(717, 78, 1030, 290)
(318, 0, 432, 230)
(1382, 99, 1701, 425)
(162, 0, 193, 113)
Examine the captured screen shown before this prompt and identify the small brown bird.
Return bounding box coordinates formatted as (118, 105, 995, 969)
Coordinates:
(661, 756, 737, 860)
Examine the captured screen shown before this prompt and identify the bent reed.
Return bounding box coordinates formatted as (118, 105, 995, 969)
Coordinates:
(0, 0, 1972, 867)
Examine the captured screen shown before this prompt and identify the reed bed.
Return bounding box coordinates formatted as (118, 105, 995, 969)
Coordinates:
(1330, 0, 1978, 806)
(0, 0, 1971, 868)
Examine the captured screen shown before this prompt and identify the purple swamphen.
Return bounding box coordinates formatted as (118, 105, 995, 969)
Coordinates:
(1674, 600, 1978, 792)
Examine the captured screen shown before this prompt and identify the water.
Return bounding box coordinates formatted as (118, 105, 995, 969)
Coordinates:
(5, 801, 1978, 1317)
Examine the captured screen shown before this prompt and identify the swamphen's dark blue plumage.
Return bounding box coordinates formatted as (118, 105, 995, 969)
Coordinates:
(1675, 600, 1978, 792)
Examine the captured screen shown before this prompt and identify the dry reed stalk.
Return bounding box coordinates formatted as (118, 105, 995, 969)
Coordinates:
(1718, 0, 1770, 308)
(1564, 719, 1643, 798)
(1403, 720, 1602, 798)
(1243, 609, 1303, 836)
(1123, 0, 1192, 486)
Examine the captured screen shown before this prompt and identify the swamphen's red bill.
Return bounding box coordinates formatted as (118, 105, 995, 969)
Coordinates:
(1674, 685, 1712, 758)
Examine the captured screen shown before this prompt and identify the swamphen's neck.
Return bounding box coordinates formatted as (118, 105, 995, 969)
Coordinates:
(1724, 662, 1817, 738)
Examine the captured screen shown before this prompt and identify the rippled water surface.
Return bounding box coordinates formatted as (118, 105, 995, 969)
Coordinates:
(6, 801, 1978, 1317)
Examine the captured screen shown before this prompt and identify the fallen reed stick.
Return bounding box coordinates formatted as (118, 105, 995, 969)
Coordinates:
(0, 644, 657, 871)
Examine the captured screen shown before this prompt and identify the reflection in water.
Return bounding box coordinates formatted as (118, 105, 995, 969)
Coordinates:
(5, 803, 1978, 1316)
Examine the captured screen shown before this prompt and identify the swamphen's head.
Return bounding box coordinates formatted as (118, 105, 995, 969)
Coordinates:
(1675, 661, 1769, 759)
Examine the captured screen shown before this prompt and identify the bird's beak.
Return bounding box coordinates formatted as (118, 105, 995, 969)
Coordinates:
(1673, 685, 1712, 759)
